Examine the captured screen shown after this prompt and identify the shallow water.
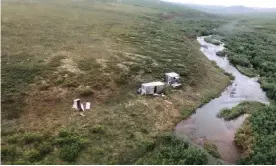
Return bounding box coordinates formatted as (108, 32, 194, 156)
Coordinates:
(175, 36, 269, 164)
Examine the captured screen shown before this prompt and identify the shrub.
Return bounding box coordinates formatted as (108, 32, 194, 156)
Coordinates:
(58, 129, 72, 137)
(13, 159, 31, 165)
(56, 129, 87, 163)
(1, 145, 17, 162)
(23, 149, 42, 162)
(22, 133, 43, 144)
(38, 142, 53, 156)
(234, 119, 254, 157)
(217, 102, 265, 120)
(239, 106, 276, 164)
(89, 124, 107, 134)
(216, 50, 227, 57)
(228, 55, 251, 67)
(76, 85, 94, 96)
(184, 147, 208, 165)
(59, 143, 84, 163)
(204, 37, 221, 45)
(136, 134, 209, 165)
(7, 135, 19, 144)
(204, 141, 220, 158)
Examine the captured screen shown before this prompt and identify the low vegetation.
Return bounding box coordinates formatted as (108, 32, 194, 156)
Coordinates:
(218, 17, 276, 100)
(216, 50, 227, 57)
(1, 0, 230, 164)
(136, 134, 221, 164)
(204, 36, 222, 45)
(236, 65, 258, 77)
(203, 141, 220, 158)
(234, 118, 254, 158)
(215, 15, 276, 164)
(1, 129, 87, 164)
(218, 102, 276, 164)
(239, 105, 276, 164)
(217, 101, 265, 120)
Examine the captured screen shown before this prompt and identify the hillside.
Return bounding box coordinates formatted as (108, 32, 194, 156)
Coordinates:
(181, 4, 276, 15)
(1, 0, 230, 164)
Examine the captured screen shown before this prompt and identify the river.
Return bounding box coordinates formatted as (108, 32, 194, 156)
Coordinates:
(175, 36, 269, 164)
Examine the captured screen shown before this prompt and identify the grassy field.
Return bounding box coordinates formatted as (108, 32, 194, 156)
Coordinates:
(1, 0, 230, 164)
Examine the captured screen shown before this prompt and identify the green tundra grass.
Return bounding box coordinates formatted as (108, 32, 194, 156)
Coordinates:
(1, 0, 231, 164)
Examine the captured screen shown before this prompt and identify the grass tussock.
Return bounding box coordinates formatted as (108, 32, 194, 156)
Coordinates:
(217, 101, 265, 120)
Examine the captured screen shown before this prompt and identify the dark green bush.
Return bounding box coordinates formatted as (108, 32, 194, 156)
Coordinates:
(22, 133, 43, 144)
(204, 141, 220, 158)
(217, 102, 265, 120)
(56, 129, 87, 163)
(76, 85, 94, 96)
(228, 55, 251, 67)
(23, 149, 42, 162)
(216, 50, 227, 57)
(136, 134, 208, 164)
(90, 124, 107, 134)
(59, 143, 85, 163)
(204, 36, 221, 45)
(38, 142, 53, 156)
(239, 105, 276, 164)
(1, 145, 17, 162)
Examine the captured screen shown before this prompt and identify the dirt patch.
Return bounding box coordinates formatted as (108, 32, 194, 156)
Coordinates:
(117, 63, 129, 72)
(20, 86, 74, 132)
(160, 12, 180, 20)
(59, 58, 84, 74)
(96, 58, 108, 69)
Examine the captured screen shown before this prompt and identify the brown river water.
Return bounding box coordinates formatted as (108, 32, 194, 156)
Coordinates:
(175, 36, 269, 164)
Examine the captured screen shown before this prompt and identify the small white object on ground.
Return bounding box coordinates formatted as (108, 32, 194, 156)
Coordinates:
(72, 99, 80, 110)
(81, 103, 85, 112)
(86, 102, 91, 110)
(80, 113, 85, 116)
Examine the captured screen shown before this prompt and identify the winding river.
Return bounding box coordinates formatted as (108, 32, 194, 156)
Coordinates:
(175, 36, 269, 164)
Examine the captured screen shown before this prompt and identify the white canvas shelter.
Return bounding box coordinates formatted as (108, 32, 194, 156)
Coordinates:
(141, 81, 165, 95)
(73, 99, 84, 111)
(85, 102, 91, 110)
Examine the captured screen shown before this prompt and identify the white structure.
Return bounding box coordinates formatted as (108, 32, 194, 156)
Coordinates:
(140, 82, 165, 95)
(165, 72, 182, 88)
(73, 99, 84, 111)
(85, 102, 91, 110)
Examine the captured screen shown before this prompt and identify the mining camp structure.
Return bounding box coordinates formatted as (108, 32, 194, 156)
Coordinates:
(165, 72, 182, 88)
(139, 81, 165, 95)
(137, 72, 182, 95)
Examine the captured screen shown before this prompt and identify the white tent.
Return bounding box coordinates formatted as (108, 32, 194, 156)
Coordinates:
(140, 81, 165, 95)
